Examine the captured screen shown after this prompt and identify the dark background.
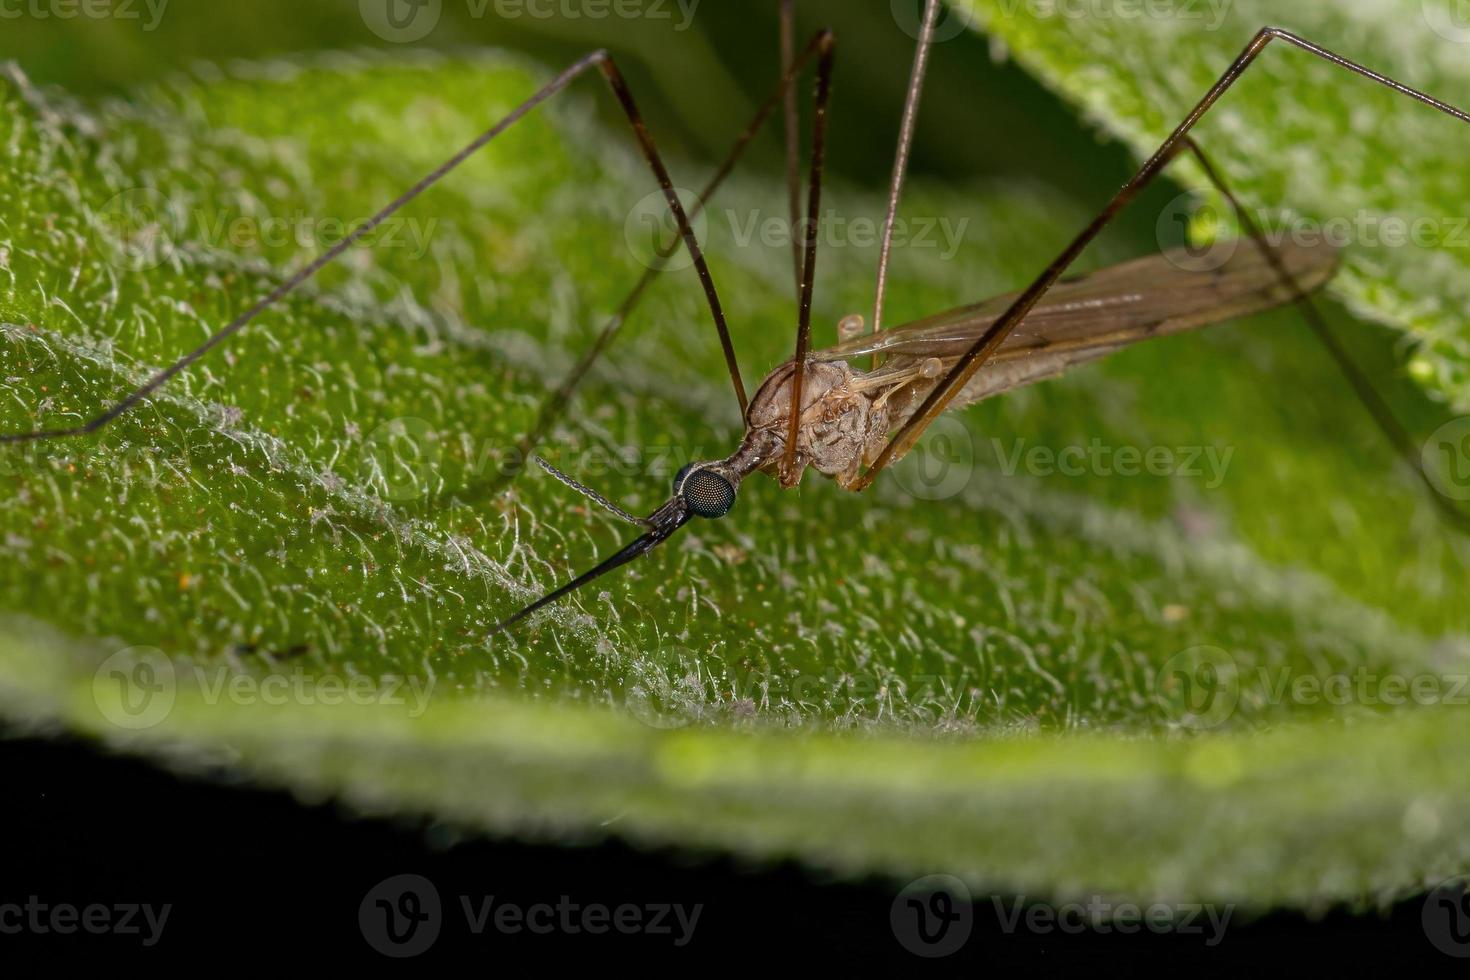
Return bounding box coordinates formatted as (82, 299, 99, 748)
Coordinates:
(0, 733, 1450, 969)
(0, 0, 1458, 968)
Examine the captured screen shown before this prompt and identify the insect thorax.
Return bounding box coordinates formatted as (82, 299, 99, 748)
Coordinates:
(741, 360, 892, 490)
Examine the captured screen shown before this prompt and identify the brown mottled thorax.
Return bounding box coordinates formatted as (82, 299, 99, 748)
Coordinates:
(723, 360, 894, 490)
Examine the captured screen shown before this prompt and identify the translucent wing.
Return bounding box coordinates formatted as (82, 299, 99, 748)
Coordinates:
(816, 239, 1339, 416)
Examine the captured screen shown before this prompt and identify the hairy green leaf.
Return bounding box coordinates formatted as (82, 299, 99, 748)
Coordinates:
(0, 41, 1466, 909)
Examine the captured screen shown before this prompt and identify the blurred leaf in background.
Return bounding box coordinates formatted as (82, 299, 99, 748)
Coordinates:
(961, 0, 1470, 409)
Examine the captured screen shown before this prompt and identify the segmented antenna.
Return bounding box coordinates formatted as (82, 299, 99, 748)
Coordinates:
(534, 456, 650, 527)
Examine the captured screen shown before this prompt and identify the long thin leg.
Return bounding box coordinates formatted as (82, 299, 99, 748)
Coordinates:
(0, 52, 743, 443)
(781, 0, 804, 298)
(851, 26, 1470, 490)
(870, 0, 941, 369)
(1184, 137, 1470, 532)
(490, 29, 840, 493)
(780, 32, 838, 484)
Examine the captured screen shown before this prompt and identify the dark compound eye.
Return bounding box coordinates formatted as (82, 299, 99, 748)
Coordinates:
(679, 467, 737, 519)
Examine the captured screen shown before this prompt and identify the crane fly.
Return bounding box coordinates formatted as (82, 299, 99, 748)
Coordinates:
(2, 2, 1469, 634)
(508, 238, 1340, 630)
